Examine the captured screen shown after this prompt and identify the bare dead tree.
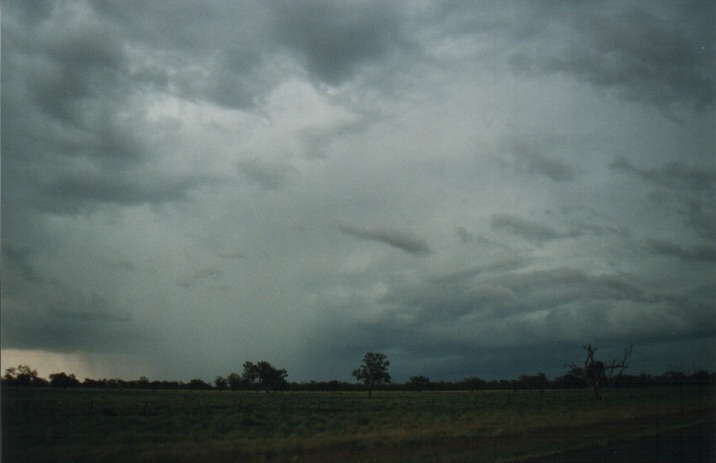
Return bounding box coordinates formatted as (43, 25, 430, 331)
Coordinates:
(567, 343, 632, 400)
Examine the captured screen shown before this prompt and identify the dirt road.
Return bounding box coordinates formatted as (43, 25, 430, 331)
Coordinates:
(521, 421, 715, 462)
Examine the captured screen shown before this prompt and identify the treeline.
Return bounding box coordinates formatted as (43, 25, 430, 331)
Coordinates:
(2, 364, 714, 391)
(1, 361, 288, 392)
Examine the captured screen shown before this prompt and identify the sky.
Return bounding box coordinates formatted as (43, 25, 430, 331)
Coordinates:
(2, 0, 715, 383)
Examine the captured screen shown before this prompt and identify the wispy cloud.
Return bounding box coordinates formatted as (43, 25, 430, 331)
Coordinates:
(338, 224, 431, 255)
(490, 214, 579, 244)
(647, 239, 716, 262)
(512, 143, 575, 182)
(610, 157, 716, 192)
(611, 157, 716, 239)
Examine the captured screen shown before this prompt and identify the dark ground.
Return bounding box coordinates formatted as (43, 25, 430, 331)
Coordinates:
(521, 421, 715, 463)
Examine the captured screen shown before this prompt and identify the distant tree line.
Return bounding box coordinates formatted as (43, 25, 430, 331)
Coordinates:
(3, 364, 714, 391)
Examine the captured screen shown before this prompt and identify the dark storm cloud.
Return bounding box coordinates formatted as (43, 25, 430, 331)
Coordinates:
(1, 249, 141, 353)
(681, 201, 716, 242)
(2, 4, 129, 126)
(35, 33, 127, 123)
(311, 262, 713, 380)
(90, 0, 407, 103)
(610, 157, 716, 193)
(2, 0, 714, 382)
(2, 1, 230, 217)
(338, 224, 431, 255)
(238, 159, 298, 190)
(455, 226, 475, 244)
(2, 244, 44, 284)
(1, 10, 152, 211)
(490, 214, 579, 244)
(381, 267, 647, 325)
(646, 239, 716, 262)
(44, 170, 210, 213)
(512, 2, 715, 112)
(176, 267, 226, 289)
(87, 0, 275, 109)
(611, 157, 716, 240)
(3, 312, 146, 354)
(270, 0, 407, 85)
(47, 289, 131, 323)
(9, 0, 55, 26)
(512, 143, 575, 182)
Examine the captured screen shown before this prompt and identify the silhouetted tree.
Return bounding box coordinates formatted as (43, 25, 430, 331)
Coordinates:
(2, 365, 48, 387)
(407, 375, 431, 391)
(255, 361, 288, 392)
(241, 361, 288, 392)
(82, 377, 107, 388)
(458, 376, 487, 391)
(49, 372, 80, 388)
(214, 376, 228, 391)
(567, 343, 632, 400)
(227, 372, 242, 390)
(691, 370, 712, 386)
(554, 373, 582, 389)
(352, 352, 391, 398)
(242, 361, 260, 390)
(188, 378, 211, 390)
(516, 373, 550, 390)
(136, 376, 151, 389)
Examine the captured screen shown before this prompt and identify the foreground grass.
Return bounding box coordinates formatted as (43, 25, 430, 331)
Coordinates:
(2, 387, 713, 462)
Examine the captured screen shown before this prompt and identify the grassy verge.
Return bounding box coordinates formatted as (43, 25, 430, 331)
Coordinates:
(2, 387, 713, 462)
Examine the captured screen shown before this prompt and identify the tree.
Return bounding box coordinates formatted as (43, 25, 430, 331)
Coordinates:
(49, 372, 80, 388)
(242, 361, 260, 390)
(255, 361, 288, 393)
(458, 376, 486, 391)
(188, 378, 211, 390)
(407, 375, 431, 391)
(2, 365, 47, 387)
(136, 376, 150, 389)
(352, 352, 391, 398)
(227, 372, 242, 390)
(214, 376, 228, 391)
(567, 343, 632, 400)
(242, 361, 288, 392)
(516, 373, 549, 390)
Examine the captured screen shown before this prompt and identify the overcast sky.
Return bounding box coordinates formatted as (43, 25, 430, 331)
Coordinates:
(2, 0, 715, 383)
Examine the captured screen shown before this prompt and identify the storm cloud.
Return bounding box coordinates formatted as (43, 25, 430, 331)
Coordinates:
(338, 224, 431, 255)
(2, 0, 714, 382)
(490, 214, 579, 245)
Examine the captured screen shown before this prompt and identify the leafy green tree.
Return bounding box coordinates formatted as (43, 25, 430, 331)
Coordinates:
(352, 352, 391, 398)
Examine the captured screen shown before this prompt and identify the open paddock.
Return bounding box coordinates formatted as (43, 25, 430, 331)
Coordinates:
(2, 387, 713, 462)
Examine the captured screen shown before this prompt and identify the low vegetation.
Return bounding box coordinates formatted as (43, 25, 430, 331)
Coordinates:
(3, 386, 713, 463)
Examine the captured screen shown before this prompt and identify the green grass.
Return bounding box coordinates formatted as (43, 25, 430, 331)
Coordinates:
(2, 387, 714, 462)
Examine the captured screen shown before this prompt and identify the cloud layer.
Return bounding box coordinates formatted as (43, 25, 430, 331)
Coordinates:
(2, 0, 714, 382)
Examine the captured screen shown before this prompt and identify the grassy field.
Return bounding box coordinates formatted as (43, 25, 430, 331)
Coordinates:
(2, 386, 714, 462)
